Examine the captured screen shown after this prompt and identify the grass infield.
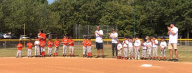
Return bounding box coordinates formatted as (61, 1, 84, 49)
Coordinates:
(0, 45, 191, 62)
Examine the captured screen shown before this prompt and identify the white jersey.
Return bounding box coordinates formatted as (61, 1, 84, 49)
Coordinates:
(169, 27, 178, 43)
(34, 41, 40, 46)
(95, 30, 103, 43)
(110, 32, 118, 43)
(147, 42, 152, 48)
(128, 40, 133, 47)
(134, 39, 141, 46)
(152, 39, 158, 47)
(117, 43, 122, 50)
(160, 41, 167, 48)
(142, 42, 147, 49)
(122, 40, 129, 48)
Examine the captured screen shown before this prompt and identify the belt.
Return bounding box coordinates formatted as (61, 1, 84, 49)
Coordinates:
(143, 49, 147, 50)
(124, 47, 127, 48)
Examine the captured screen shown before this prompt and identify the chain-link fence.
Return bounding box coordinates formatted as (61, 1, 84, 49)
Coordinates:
(73, 24, 118, 39)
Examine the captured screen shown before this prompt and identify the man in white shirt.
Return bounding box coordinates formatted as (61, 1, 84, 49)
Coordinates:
(167, 22, 179, 62)
(94, 26, 104, 58)
(109, 29, 118, 58)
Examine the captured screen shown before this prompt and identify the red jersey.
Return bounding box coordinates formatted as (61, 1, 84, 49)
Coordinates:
(27, 42, 33, 49)
(87, 40, 92, 46)
(68, 39, 74, 46)
(82, 40, 87, 47)
(17, 43, 23, 50)
(62, 38, 68, 45)
(54, 40, 60, 47)
(38, 33, 46, 41)
(48, 41, 53, 48)
(40, 41, 46, 48)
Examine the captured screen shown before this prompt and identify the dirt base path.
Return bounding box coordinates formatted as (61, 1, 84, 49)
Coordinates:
(0, 57, 191, 73)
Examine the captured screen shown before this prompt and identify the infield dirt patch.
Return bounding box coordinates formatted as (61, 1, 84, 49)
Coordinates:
(0, 57, 191, 73)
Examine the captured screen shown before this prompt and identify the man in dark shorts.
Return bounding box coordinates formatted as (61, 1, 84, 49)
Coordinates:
(94, 26, 104, 58)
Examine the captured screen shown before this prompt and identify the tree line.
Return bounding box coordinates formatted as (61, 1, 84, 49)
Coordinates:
(0, 0, 191, 38)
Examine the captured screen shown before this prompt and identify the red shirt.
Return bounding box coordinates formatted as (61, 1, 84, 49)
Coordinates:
(82, 40, 87, 47)
(38, 33, 46, 41)
(48, 41, 53, 48)
(40, 41, 46, 48)
(27, 42, 33, 49)
(17, 43, 23, 50)
(62, 38, 68, 45)
(87, 40, 92, 46)
(68, 39, 74, 46)
(54, 40, 60, 47)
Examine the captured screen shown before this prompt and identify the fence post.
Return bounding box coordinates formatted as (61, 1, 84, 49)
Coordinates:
(88, 25, 89, 35)
(5, 41, 6, 49)
(107, 25, 108, 44)
(76, 24, 77, 39)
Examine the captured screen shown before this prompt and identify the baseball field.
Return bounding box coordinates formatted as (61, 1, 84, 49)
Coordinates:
(0, 45, 192, 73)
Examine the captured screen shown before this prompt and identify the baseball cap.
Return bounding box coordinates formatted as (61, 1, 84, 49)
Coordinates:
(161, 37, 165, 39)
(135, 35, 139, 38)
(143, 38, 147, 42)
(83, 36, 87, 39)
(112, 29, 115, 31)
(153, 36, 157, 38)
(170, 22, 175, 25)
(124, 36, 128, 38)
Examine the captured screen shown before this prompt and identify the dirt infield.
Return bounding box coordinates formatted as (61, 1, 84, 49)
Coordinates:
(0, 57, 191, 73)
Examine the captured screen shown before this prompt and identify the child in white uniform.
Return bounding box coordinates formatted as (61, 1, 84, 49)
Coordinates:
(134, 36, 141, 60)
(141, 39, 147, 60)
(117, 40, 123, 59)
(122, 36, 129, 59)
(160, 37, 167, 60)
(128, 37, 134, 60)
(146, 38, 152, 60)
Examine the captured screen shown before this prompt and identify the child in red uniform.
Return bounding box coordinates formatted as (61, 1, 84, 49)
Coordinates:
(68, 36, 74, 57)
(62, 35, 68, 57)
(40, 38, 46, 57)
(87, 37, 92, 58)
(54, 37, 60, 57)
(16, 41, 23, 58)
(27, 39, 33, 58)
(47, 39, 53, 57)
(82, 37, 87, 57)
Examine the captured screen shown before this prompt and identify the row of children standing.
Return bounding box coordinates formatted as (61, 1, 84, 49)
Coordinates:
(16, 35, 76, 58)
(117, 36, 167, 60)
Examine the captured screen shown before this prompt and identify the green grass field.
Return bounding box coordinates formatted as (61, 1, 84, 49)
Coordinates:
(0, 45, 191, 62)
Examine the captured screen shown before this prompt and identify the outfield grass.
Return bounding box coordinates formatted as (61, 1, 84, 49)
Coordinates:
(0, 45, 191, 62)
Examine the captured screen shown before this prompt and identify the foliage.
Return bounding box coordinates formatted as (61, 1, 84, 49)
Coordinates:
(0, 0, 192, 38)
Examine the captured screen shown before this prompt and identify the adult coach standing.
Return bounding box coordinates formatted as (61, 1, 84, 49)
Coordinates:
(109, 29, 118, 58)
(95, 26, 104, 58)
(167, 22, 179, 62)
